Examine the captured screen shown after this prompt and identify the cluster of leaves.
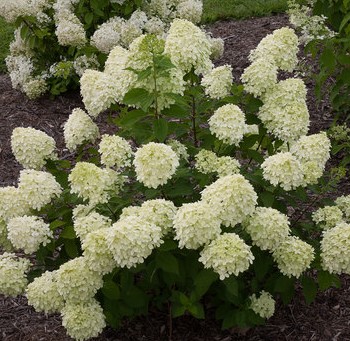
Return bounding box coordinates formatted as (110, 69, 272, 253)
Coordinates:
(28, 46, 345, 334)
(305, 0, 350, 117)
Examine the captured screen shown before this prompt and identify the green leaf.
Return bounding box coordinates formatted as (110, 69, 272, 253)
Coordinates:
(245, 149, 264, 163)
(194, 269, 218, 297)
(172, 303, 186, 317)
(253, 251, 273, 280)
(301, 276, 318, 304)
(50, 220, 66, 230)
(188, 302, 205, 319)
(259, 191, 274, 207)
(64, 239, 79, 258)
(339, 12, 350, 31)
(123, 88, 154, 112)
(60, 225, 76, 239)
(223, 277, 239, 296)
(274, 275, 295, 304)
(117, 109, 148, 127)
(84, 12, 94, 25)
(102, 280, 120, 300)
(154, 118, 168, 142)
(123, 286, 148, 308)
(156, 252, 179, 275)
(317, 270, 341, 291)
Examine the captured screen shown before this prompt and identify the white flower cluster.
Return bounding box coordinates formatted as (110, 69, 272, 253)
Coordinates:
(18, 169, 62, 210)
(241, 27, 299, 97)
(69, 162, 124, 205)
(288, 0, 337, 43)
(0, 253, 31, 297)
(209, 104, 248, 146)
(63, 108, 100, 151)
(312, 206, 344, 230)
(61, 300, 106, 341)
(7, 216, 52, 254)
(262, 132, 331, 190)
(174, 201, 221, 249)
(201, 65, 233, 99)
(74, 211, 112, 243)
(199, 233, 254, 280)
(0, 186, 30, 222)
(243, 207, 290, 251)
(250, 291, 275, 319)
(321, 222, 350, 275)
(201, 174, 257, 227)
(195, 149, 240, 177)
(258, 78, 309, 143)
(272, 236, 314, 278)
(164, 19, 212, 75)
(106, 215, 163, 268)
(26, 270, 64, 313)
(11, 127, 56, 169)
(167, 139, 189, 161)
(335, 195, 350, 220)
(133, 142, 179, 188)
(99, 135, 133, 169)
(73, 54, 100, 77)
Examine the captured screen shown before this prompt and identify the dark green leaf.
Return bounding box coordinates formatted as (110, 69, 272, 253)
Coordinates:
(123, 88, 154, 112)
(301, 276, 318, 304)
(156, 252, 179, 275)
(194, 269, 218, 297)
(317, 270, 341, 291)
(102, 280, 120, 300)
(60, 225, 76, 239)
(154, 118, 168, 142)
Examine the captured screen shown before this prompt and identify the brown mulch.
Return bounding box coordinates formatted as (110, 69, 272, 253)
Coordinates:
(1, 13, 350, 341)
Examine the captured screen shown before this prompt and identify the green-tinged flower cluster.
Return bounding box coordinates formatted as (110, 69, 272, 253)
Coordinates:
(195, 149, 240, 177)
(243, 207, 290, 251)
(18, 170, 62, 210)
(201, 175, 257, 227)
(321, 222, 350, 274)
(7, 216, 52, 254)
(11, 127, 56, 169)
(273, 236, 314, 278)
(312, 206, 344, 230)
(335, 195, 350, 220)
(61, 300, 106, 341)
(199, 233, 254, 280)
(99, 135, 133, 169)
(258, 78, 309, 143)
(26, 270, 64, 313)
(133, 142, 179, 188)
(69, 162, 124, 205)
(201, 65, 233, 99)
(209, 104, 247, 146)
(0, 186, 30, 222)
(106, 216, 163, 268)
(174, 201, 221, 249)
(250, 291, 275, 319)
(0, 253, 30, 297)
(74, 212, 112, 243)
(63, 108, 100, 151)
(167, 139, 189, 161)
(56, 257, 103, 303)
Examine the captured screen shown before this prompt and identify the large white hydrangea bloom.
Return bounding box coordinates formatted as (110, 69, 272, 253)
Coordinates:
(201, 65, 233, 99)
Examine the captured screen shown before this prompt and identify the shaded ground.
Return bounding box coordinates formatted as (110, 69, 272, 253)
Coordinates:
(1, 13, 350, 341)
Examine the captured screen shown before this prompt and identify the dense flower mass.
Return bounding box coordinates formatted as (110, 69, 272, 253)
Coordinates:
(335, 195, 350, 220)
(63, 108, 100, 152)
(243, 207, 290, 251)
(56, 257, 103, 303)
(249, 27, 299, 72)
(199, 233, 254, 280)
(11, 127, 56, 169)
(74, 212, 112, 243)
(167, 139, 189, 161)
(0, 253, 30, 297)
(174, 201, 221, 249)
(133, 142, 179, 188)
(7, 216, 52, 254)
(258, 78, 309, 142)
(164, 19, 212, 75)
(69, 162, 124, 205)
(201, 65, 233, 99)
(106, 216, 163, 268)
(208, 104, 247, 146)
(312, 206, 344, 230)
(26, 270, 64, 313)
(321, 222, 350, 274)
(261, 152, 304, 191)
(0, 186, 30, 222)
(273, 236, 314, 278)
(18, 170, 62, 210)
(215, 156, 241, 177)
(201, 174, 257, 227)
(99, 134, 133, 169)
(250, 291, 275, 319)
(61, 300, 106, 341)
(195, 149, 218, 174)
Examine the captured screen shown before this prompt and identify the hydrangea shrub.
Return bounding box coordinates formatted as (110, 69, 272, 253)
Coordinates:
(0, 0, 210, 98)
(0, 19, 349, 340)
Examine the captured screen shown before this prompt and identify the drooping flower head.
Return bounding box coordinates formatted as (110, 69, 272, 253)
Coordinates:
(249, 291, 275, 319)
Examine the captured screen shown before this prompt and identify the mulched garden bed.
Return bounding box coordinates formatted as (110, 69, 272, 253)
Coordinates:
(1, 13, 350, 341)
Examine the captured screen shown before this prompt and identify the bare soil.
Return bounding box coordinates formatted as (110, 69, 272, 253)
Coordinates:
(1, 13, 350, 341)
